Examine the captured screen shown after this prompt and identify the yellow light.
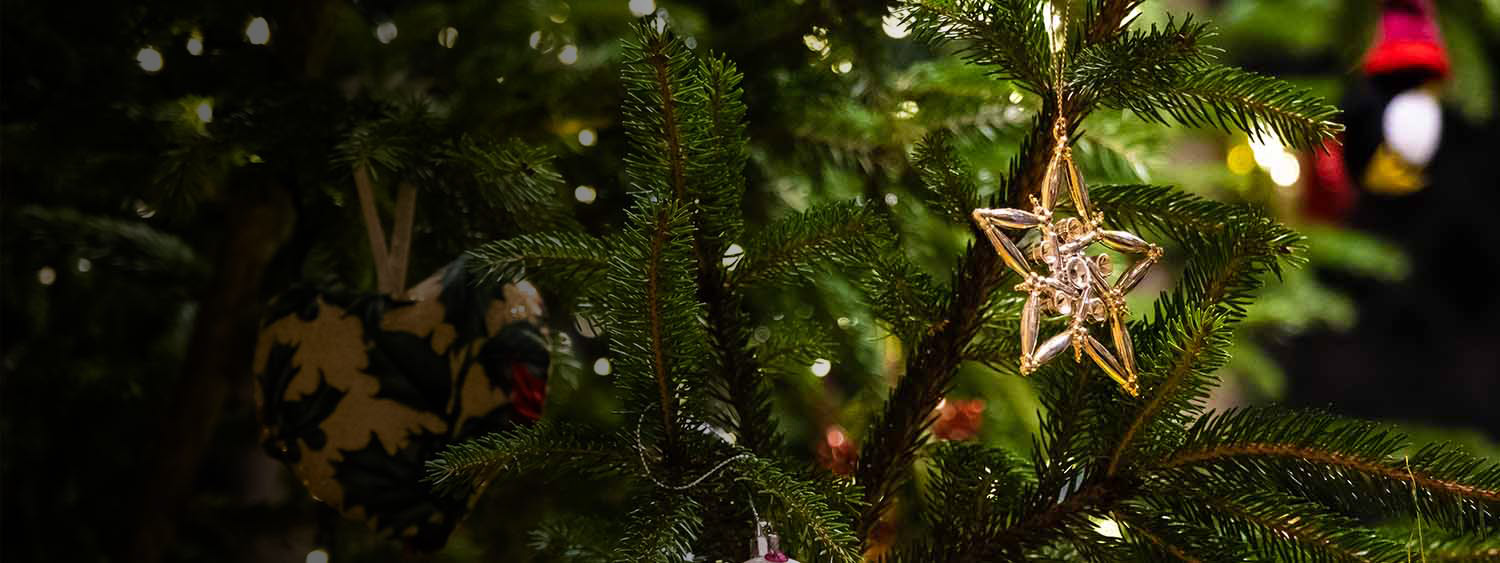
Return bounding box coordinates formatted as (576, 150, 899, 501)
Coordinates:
(194, 100, 213, 123)
(832, 60, 852, 74)
(577, 128, 597, 146)
(810, 358, 832, 378)
(573, 185, 596, 203)
(558, 45, 578, 65)
(549, 4, 570, 23)
(628, 0, 655, 17)
(246, 17, 271, 45)
(1008, 91, 1024, 104)
(186, 31, 204, 56)
(305, 549, 329, 563)
(1226, 144, 1254, 175)
(438, 27, 458, 48)
(375, 21, 398, 44)
(593, 358, 612, 375)
(136, 47, 164, 73)
(881, 12, 910, 39)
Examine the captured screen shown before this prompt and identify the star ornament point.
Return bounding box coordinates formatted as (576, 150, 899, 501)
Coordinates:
(972, 149, 1161, 397)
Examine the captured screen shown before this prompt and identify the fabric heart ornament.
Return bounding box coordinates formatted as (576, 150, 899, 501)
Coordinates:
(252, 259, 548, 551)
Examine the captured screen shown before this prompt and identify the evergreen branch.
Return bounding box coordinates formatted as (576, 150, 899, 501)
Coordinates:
(854, 100, 1057, 545)
(862, 253, 947, 345)
(1102, 197, 1304, 475)
(1142, 487, 1407, 562)
(685, 54, 750, 249)
(731, 202, 889, 289)
(912, 130, 983, 224)
(1070, 16, 1218, 109)
(616, 491, 703, 563)
(621, 22, 699, 201)
(1113, 506, 1249, 562)
(423, 422, 624, 498)
(1159, 408, 1500, 533)
(907, 0, 1053, 93)
(1106, 64, 1342, 149)
(443, 137, 575, 234)
(528, 515, 619, 563)
(738, 457, 862, 563)
(605, 200, 708, 447)
(466, 232, 612, 288)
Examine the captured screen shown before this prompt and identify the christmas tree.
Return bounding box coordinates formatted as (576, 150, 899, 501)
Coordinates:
(427, 2, 1500, 561)
(5, 0, 1499, 561)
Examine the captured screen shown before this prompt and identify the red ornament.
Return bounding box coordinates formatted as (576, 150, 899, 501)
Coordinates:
(816, 426, 858, 476)
(1363, 0, 1449, 79)
(931, 398, 986, 442)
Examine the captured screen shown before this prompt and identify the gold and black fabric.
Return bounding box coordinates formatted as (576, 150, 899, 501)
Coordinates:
(252, 259, 548, 551)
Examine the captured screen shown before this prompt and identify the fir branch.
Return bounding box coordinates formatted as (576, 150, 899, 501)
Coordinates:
(854, 91, 1058, 546)
(443, 137, 576, 234)
(1070, 16, 1218, 109)
(605, 200, 709, 447)
(685, 54, 750, 251)
(862, 253, 947, 346)
(730, 202, 889, 289)
(738, 457, 862, 563)
(1104, 211, 1302, 475)
(621, 22, 699, 202)
(423, 422, 624, 498)
(616, 491, 703, 563)
(912, 130, 983, 224)
(906, 0, 1054, 93)
(1159, 408, 1500, 534)
(1141, 487, 1408, 562)
(1107, 64, 1342, 149)
(466, 232, 612, 289)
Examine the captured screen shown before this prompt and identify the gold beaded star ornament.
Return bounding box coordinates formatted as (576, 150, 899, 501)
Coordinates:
(970, 118, 1161, 396)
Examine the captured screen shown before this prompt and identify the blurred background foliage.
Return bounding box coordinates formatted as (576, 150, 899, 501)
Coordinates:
(3, 0, 1498, 561)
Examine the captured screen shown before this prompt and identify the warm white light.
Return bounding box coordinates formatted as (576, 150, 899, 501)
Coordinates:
(134, 200, 156, 219)
(1383, 89, 1442, 167)
(837, 316, 852, 329)
(628, 0, 656, 17)
(1008, 91, 1024, 104)
(528, 31, 542, 49)
(194, 100, 213, 123)
(1269, 153, 1301, 187)
(577, 128, 597, 146)
(1039, 2, 1063, 52)
(884, 193, 899, 206)
(137, 47, 164, 73)
(882, 12, 910, 39)
(802, 30, 830, 59)
(574, 185, 596, 203)
(375, 21, 398, 44)
(810, 358, 832, 378)
(894, 100, 920, 119)
(305, 549, 329, 563)
(549, 5, 570, 23)
(1248, 132, 1285, 169)
(246, 17, 271, 45)
(558, 45, 579, 65)
(37, 267, 56, 286)
(186, 32, 204, 56)
(76, 258, 92, 273)
(593, 357, 612, 375)
(438, 27, 458, 48)
(832, 60, 852, 74)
